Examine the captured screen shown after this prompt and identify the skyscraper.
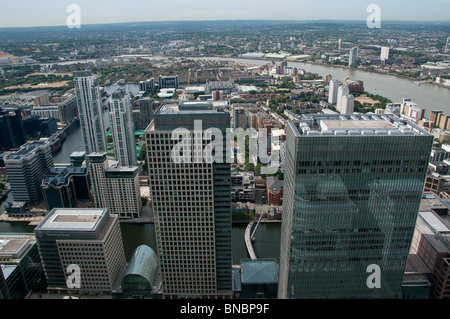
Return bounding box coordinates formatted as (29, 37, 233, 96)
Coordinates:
(137, 97, 155, 130)
(109, 89, 137, 167)
(380, 47, 390, 62)
(279, 114, 433, 299)
(328, 79, 340, 105)
(349, 47, 358, 67)
(145, 100, 232, 299)
(336, 85, 350, 113)
(340, 94, 355, 114)
(74, 71, 107, 155)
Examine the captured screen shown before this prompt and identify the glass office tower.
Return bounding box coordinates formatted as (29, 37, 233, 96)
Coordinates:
(279, 114, 433, 299)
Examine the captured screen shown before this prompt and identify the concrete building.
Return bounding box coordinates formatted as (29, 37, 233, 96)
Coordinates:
(139, 78, 155, 93)
(233, 107, 248, 131)
(401, 99, 425, 124)
(136, 97, 155, 131)
(158, 75, 179, 89)
(70, 151, 86, 167)
(74, 71, 107, 154)
(0, 233, 43, 299)
(381, 47, 390, 62)
(4, 140, 54, 205)
(109, 89, 137, 167)
(412, 195, 450, 299)
(87, 152, 141, 219)
(31, 96, 78, 124)
(339, 94, 355, 114)
(328, 79, 340, 105)
(231, 171, 255, 203)
(279, 114, 433, 299)
(145, 100, 232, 299)
(336, 85, 350, 113)
(34, 208, 127, 294)
(205, 80, 235, 95)
(266, 176, 284, 205)
(349, 47, 358, 66)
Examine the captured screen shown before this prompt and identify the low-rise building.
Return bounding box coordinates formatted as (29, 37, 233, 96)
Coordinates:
(411, 194, 450, 299)
(266, 176, 283, 205)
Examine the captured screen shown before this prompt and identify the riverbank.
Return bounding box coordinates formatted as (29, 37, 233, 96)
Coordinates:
(227, 54, 449, 91)
(0, 212, 45, 226)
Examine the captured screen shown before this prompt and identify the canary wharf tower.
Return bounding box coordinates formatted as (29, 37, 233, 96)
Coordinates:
(145, 100, 232, 299)
(279, 114, 433, 299)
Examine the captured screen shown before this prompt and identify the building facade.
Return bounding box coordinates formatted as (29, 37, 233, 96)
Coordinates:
(41, 166, 90, 211)
(34, 208, 126, 294)
(145, 100, 232, 298)
(349, 47, 358, 66)
(0, 107, 26, 151)
(109, 89, 137, 167)
(4, 140, 54, 205)
(74, 71, 107, 154)
(87, 152, 141, 219)
(158, 75, 179, 89)
(0, 233, 43, 299)
(279, 114, 433, 299)
(328, 79, 340, 105)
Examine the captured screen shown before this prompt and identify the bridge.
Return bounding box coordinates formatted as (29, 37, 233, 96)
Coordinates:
(244, 213, 263, 260)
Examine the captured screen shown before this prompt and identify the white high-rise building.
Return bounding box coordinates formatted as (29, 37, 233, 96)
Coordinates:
(109, 89, 137, 167)
(74, 71, 107, 155)
(336, 85, 350, 113)
(328, 79, 340, 105)
(341, 94, 355, 114)
(87, 152, 142, 219)
(380, 47, 390, 61)
(349, 47, 358, 66)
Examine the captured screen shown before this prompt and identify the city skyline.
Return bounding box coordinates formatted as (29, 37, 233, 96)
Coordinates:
(1, 0, 450, 28)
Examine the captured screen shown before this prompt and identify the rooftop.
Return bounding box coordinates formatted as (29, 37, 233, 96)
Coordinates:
(0, 234, 35, 260)
(35, 208, 107, 232)
(240, 259, 278, 284)
(42, 166, 87, 187)
(289, 114, 431, 137)
(4, 140, 49, 161)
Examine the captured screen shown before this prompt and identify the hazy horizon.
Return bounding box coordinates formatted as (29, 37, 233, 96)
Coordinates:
(1, 0, 450, 28)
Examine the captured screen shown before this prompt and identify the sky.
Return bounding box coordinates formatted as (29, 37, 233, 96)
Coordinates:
(0, 0, 450, 28)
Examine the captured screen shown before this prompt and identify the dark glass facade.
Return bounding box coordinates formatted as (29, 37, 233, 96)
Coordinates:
(279, 115, 434, 299)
